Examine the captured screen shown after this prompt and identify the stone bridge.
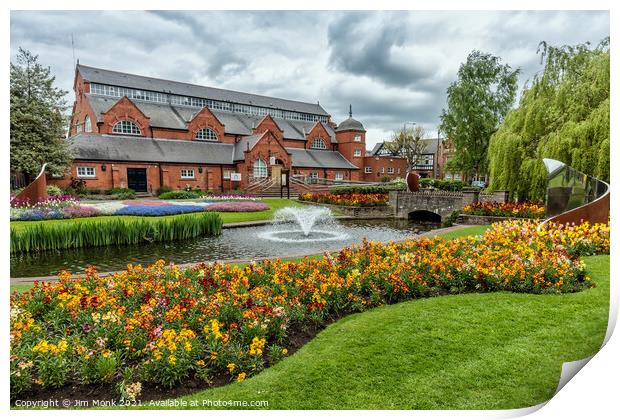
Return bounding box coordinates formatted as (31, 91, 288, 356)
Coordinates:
(389, 190, 508, 222)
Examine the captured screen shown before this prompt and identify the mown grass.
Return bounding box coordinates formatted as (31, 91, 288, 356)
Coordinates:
(170, 254, 609, 410)
(9, 199, 302, 233)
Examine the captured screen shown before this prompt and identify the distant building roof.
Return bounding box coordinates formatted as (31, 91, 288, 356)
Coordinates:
(78, 64, 329, 117)
(70, 133, 355, 169)
(369, 138, 440, 156)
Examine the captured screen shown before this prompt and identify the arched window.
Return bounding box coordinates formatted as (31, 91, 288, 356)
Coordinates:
(311, 137, 327, 149)
(253, 159, 268, 178)
(112, 120, 141, 135)
(84, 116, 92, 132)
(195, 127, 219, 141)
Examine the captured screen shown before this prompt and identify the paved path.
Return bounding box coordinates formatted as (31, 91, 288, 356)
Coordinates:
(10, 224, 475, 285)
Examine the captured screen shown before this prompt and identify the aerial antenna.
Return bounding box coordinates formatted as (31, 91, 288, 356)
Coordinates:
(71, 33, 76, 68)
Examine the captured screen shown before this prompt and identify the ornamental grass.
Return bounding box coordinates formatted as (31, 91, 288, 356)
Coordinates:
(462, 201, 545, 218)
(299, 192, 388, 207)
(10, 220, 608, 398)
(10, 212, 223, 254)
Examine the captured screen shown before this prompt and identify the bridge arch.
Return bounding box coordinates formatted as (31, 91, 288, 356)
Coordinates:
(408, 210, 442, 223)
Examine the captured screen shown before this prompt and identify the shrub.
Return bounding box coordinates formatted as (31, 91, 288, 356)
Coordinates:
(10, 212, 222, 253)
(299, 192, 388, 207)
(157, 187, 173, 196)
(207, 201, 270, 212)
(330, 182, 407, 195)
(9, 220, 608, 394)
(419, 178, 467, 191)
(46, 185, 63, 196)
(159, 190, 204, 199)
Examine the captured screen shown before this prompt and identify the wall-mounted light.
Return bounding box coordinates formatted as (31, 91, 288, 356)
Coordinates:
(199, 167, 203, 173)
(101, 164, 107, 172)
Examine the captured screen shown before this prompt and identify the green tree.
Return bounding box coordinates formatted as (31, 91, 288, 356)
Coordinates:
(10, 48, 72, 181)
(384, 124, 427, 172)
(439, 51, 519, 181)
(488, 38, 609, 200)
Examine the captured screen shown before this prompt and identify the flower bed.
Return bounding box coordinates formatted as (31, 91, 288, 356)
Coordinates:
(204, 194, 258, 201)
(299, 192, 388, 207)
(115, 204, 207, 217)
(462, 201, 545, 218)
(10, 220, 608, 399)
(205, 201, 269, 212)
(10, 195, 87, 221)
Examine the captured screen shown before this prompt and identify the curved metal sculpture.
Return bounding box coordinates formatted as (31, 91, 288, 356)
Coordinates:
(406, 171, 420, 192)
(11, 163, 49, 205)
(541, 158, 609, 225)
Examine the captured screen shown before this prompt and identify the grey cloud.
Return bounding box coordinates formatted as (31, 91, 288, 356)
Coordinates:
(10, 10, 609, 147)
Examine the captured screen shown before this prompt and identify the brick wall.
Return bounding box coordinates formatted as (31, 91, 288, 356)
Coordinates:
(362, 156, 407, 181)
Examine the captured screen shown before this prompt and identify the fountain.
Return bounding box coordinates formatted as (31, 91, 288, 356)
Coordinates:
(258, 206, 350, 243)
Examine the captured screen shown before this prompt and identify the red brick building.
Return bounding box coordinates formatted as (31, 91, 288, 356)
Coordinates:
(52, 65, 437, 193)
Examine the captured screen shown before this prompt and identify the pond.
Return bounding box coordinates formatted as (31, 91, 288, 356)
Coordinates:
(11, 213, 440, 278)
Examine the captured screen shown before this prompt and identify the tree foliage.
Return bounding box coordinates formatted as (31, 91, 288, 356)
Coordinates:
(384, 125, 427, 171)
(439, 51, 519, 180)
(10, 48, 72, 178)
(488, 38, 610, 200)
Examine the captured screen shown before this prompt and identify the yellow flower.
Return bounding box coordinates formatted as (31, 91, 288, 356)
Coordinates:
(236, 372, 247, 382)
(227, 362, 236, 373)
(196, 359, 205, 366)
(168, 355, 177, 365)
(101, 349, 112, 358)
(282, 348, 288, 355)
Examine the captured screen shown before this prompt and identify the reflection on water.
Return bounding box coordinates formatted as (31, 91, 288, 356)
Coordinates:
(11, 218, 438, 278)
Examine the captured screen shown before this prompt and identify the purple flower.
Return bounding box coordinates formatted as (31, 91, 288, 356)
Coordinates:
(115, 204, 207, 216)
(63, 205, 100, 218)
(206, 201, 270, 212)
(82, 323, 93, 333)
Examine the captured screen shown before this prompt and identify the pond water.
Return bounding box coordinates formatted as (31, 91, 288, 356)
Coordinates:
(11, 216, 440, 278)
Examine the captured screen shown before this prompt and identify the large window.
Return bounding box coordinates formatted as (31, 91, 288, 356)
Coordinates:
(335, 172, 343, 181)
(112, 120, 141, 135)
(253, 159, 268, 178)
(90, 83, 330, 124)
(354, 134, 362, 142)
(180, 169, 195, 179)
(387, 167, 394, 174)
(354, 149, 362, 157)
(365, 166, 372, 174)
(77, 166, 96, 178)
(311, 138, 327, 149)
(84, 116, 92, 132)
(196, 128, 219, 141)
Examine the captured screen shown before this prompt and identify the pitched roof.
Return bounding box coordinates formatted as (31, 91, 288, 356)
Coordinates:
(85, 94, 337, 142)
(70, 133, 355, 169)
(369, 139, 441, 156)
(287, 148, 358, 169)
(71, 134, 234, 165)
(78, 64, 329, 116)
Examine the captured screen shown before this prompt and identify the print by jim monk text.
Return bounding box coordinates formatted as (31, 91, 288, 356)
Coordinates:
(12, 398, 270, 409)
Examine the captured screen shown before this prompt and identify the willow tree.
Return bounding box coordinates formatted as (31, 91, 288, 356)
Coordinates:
(488, 38, 610, 200)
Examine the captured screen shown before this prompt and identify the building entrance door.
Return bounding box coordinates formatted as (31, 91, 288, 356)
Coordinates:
(271, 165, 282, 185)
(127, 168, 148, 192)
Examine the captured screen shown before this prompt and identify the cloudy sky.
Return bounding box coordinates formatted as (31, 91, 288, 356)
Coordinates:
(10, 10, 609, 147)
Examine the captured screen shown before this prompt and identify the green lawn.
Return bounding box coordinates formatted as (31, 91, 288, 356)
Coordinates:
(10, 198, 301, 232)
(170, 254, 608, 410)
